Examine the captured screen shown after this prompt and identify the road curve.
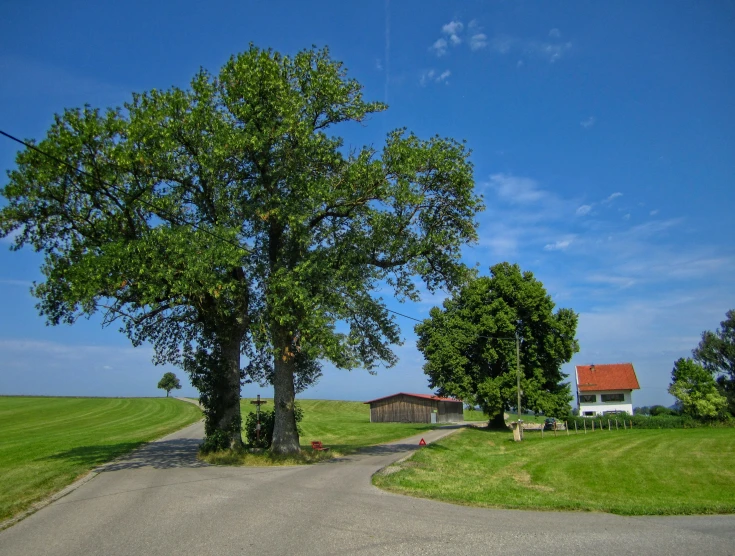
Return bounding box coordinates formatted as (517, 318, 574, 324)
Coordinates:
(1, 418, 733, 555)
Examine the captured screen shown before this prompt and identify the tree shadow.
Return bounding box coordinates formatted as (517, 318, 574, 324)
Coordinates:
(46, 438, 208, 471)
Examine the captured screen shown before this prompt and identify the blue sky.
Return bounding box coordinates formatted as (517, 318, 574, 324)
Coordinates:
(1, 1, 733, 408)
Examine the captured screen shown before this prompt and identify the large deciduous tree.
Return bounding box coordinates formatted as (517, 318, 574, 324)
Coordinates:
(157, 372, 182, 397)
(668, 358, 727, 419)
(415, 263, 578, 428)
(0, 46, 483, 453)
(693, 309, 735, 416)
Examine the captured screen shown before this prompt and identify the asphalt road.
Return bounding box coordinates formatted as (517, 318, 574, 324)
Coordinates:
(1, 416, 733, 555)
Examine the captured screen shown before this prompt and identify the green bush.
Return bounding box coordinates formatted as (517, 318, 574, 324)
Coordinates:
(244, 405, 303, 449)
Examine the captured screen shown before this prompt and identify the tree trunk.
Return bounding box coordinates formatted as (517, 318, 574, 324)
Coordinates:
(271, 334, 300, 455)
(216, 337, 244, 450)
(488, 412, 508, 430)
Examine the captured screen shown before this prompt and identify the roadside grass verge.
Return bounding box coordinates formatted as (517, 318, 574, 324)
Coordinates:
(0, 397, 202, 523)
(373, 427, 735, 515)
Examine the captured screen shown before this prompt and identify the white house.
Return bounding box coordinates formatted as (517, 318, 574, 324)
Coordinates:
(575, 363, 640, 416)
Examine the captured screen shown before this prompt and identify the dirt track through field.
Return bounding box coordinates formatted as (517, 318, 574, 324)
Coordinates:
(1, 416, 733, 555)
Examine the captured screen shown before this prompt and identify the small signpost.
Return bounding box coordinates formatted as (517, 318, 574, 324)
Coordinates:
(250, 395, 268, 442)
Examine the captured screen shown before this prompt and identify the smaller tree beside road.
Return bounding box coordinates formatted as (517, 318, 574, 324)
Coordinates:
(158, 372, 182, 397)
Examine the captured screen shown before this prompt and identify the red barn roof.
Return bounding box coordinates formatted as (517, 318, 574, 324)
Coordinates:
(363, 392, 462, 404)
(575, 363, 640, 392)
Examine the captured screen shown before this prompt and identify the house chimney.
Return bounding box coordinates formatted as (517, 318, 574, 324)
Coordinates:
(590, 364, 596, 372)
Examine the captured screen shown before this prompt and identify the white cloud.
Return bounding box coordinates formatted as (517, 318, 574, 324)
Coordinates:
(544, 239, 573, 251)
(623, 213, 631, 220)
(0, 279, 33, 287)
(470, 33, 488, 51)
(650, 209, 659, 216)
(576, 204, 592, 216)
(549, 28, 561, 38)
(603, 192, 623, 203)
(491, 35, 515, 54)
(430, 38, 448, 57)
(420, 69, 451, 86)
(488, 173, 547, 204)
(442, 20, 464, 45)
(375, 58, 383, 71)
(488, 34, 572, 63)
(580, 116, 596, 129)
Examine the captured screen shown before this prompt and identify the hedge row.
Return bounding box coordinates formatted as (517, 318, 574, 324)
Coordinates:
(563, 414, 734, 430)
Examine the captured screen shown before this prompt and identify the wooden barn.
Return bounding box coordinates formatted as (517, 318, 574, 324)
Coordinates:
(364, 393, 464, 424)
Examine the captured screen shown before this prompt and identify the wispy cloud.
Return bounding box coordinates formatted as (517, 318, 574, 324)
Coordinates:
(603, 192, 623, 203)
(487, 173, 547, 204)
(549, 28, 561, 38)
(576, 204, 592, 216)
(544, 238, 573, 251)
(488, 33, 572, 64)
(442, 21, 463, 45)
(470, 33, 488, 51)
(580, 116, 596, 129)
(430, 38, 448, 57)
(420, 69, 451, 86)
(0, 279, 33, 287)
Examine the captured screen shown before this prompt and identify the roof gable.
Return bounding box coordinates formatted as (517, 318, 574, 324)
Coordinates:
(363, 392, 462, 404)
(576, 363, 640, 392)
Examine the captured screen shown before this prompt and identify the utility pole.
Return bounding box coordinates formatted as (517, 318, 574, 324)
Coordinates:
(516, 333, 522, 440)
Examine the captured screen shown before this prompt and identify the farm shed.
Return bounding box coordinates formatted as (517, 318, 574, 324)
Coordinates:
(364, 393, 464, 423)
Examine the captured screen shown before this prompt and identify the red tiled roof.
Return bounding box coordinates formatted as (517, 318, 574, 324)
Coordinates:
(575, 363, 640, 392)
(363, 392, 462, 404)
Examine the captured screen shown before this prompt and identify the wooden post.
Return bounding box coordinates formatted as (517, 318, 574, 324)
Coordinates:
(592, 420, 595, 432)
(565, 421, 569, 436)
(584, 420, 587, 434)
(615, 418, 619, 430)
(608, 419, 611, 431)
(630, 419, 633, 429)
(623, 418, 627, 430)
(554, 422, 557, 437)
(575, 421, 578, 434)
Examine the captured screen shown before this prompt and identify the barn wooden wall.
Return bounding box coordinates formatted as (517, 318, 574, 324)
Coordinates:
(369, 396, 464, 423)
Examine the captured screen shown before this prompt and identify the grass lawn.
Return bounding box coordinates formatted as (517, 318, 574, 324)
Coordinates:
(373, 426, 735, 515)
(0, 397, 202, 523)
(241, 399, 441, 453)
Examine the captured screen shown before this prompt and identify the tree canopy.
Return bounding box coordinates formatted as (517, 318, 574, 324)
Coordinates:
(415, 263, 578, 428)
(668, 358, 727, 419)
(692, 309, 735, 416)
(157, 372, 182, 397)
(0, 45, 483, 453)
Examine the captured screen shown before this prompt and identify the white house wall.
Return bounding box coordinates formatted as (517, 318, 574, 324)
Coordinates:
(578, 390, 634, 416)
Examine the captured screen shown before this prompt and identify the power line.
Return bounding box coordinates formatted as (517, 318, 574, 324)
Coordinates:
(0, 129, 249, 255)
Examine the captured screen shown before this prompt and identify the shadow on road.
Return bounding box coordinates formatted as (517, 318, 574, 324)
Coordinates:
(98, 438, 207, 471)
(46, 438, 207, 472)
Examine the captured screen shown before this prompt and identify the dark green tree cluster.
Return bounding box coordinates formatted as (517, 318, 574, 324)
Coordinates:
(416, 263, 579, 428)
(668, 309, 734, 420)
(0, 46, 483, 454)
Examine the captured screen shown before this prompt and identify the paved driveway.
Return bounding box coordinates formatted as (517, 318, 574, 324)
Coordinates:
(1, 419, 733, 555)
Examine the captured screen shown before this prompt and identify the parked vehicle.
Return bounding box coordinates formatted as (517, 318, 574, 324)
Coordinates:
(543, 417, 557, 431)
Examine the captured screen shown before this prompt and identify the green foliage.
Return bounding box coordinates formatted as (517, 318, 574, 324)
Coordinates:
(669, 358, 728, 419)
(244, 404, 303, 449)
(156, 372, 182, 397)
(693, 309, 735, 416)
(0, 397, 201, 522)
(0, 45, 483, 454)
(416, 263, 578, 423)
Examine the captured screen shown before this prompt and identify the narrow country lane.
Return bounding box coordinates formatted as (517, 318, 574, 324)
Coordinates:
(1, 416, 733, 556)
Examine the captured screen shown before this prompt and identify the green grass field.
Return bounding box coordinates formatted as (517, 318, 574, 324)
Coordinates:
(0, 397, 202, 523)
(242, 399, 441, 452)
(373, 427, 735, 515)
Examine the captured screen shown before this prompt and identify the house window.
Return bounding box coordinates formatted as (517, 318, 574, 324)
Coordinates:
(579, 394, 596, 403)
(601, 393, 624, 402)
(583, 411, 595, 416)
